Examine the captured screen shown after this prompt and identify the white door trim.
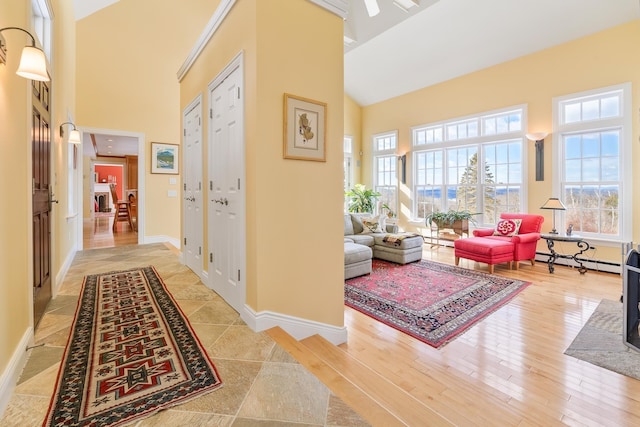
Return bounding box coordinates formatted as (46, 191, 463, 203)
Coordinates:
(75, 127, 145, 250)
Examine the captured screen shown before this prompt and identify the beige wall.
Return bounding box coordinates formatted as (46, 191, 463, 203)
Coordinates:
(360, 20, 640, 263)
(76, 0, 220, 240)
(180, 0, 345, 327)
(0, 0, 76, 380)
(344, 94, 363, 185)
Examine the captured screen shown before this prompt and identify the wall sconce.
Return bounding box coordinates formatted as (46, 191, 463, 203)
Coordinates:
(526, 132, 548, 182)
(60, 122, 82, 145)
(0, 27, 50, 81)
(540, 197, 566, 234)
(398, 154, 407, 184)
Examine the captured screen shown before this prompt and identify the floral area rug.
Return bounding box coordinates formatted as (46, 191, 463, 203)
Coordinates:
(43, 266, 223, 426)
(345, 259, 530, 348)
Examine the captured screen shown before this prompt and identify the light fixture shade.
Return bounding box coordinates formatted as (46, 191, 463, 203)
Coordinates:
(526, 132, 548, 141)
(16, 46, 49, 81)
(364, 0, 380, 17)
(540, 197, 566, 211)
(68, 129, 82, 144)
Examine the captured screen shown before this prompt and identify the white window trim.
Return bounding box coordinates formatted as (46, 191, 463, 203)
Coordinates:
(552, 82, 632, 246)
(410, 106, 529, 224)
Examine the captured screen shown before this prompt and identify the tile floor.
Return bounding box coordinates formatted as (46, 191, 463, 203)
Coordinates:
(0, 243, 368, 427)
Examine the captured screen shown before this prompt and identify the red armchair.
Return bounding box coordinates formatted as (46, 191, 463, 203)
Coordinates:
(472, 213, 544, 270)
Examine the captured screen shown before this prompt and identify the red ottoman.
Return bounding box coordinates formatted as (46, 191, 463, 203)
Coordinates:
(454, 237, 514, 274)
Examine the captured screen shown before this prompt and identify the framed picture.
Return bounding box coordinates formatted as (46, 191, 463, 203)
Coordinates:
(151, 142, 179, 174)
(283, 93, 326, 162)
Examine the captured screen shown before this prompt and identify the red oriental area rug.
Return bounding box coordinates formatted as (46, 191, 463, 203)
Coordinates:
(345, 259, 530, 348)
(43, 267, 223, 427)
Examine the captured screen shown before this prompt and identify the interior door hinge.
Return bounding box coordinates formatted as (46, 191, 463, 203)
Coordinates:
(210, 181, 213, 191)
(183, 128, 186, 136)
(237, 270, 241, 281)
(184, 237, 187, 246)
(199, 247, 202, 256)
(199, 117, 201, 126)
(209, 109, 213, 119)
(209, 253, 213, 263)
(237, 178, 241, 190)
(237, 87, 240, 99)
(184, 183, 186, 191)
(199, 182, 202, 191)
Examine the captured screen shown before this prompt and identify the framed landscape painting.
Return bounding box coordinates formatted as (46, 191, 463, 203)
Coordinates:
(283, 93, 326, 162)
(151, 142, 179, 174)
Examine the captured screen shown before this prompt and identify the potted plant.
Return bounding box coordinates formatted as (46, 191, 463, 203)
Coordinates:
(345, 184, 380, 213)
(425, 209, 478, 238)
(381, 203, 396, 218)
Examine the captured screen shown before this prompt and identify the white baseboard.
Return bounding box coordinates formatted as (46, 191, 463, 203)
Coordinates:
(0, 327, 34, 419)
(243, 305, 348, 345)
(54, 244, 78, 297)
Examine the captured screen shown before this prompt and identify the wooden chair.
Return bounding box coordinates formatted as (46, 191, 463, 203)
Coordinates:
(109, 184, 134, 232)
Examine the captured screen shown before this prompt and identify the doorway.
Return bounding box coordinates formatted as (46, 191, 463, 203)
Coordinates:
(76, 129, 145, 250)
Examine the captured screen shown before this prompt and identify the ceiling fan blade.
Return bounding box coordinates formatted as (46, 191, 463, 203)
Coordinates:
(364, 0, 380, 17)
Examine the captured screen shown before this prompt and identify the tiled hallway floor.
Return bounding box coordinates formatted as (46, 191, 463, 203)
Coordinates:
(0, 243, 368, 427)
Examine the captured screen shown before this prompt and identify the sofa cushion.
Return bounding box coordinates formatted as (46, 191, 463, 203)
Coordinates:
(344, 242, 373, 265)
(493, 219, 522, 237)
(350, 214, 365, 234)
(346, 234, 374, 246)
(344, 214, 355, 236)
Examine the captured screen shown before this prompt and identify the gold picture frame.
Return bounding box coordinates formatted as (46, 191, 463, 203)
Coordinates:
(283, 93, 326, 162)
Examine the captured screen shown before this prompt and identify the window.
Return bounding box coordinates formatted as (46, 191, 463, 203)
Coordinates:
(413, 107, 525, 225)
(32, 0, 52, 59)
(373, 132, 397, 213)
(343, 136, 354, 211)
(554, 84, 631, 241)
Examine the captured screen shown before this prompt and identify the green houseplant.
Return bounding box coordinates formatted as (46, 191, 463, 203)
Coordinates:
(345, 184, 381, 213)
(425, 210, 478, 238)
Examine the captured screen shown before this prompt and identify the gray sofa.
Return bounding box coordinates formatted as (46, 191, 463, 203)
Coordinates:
(343, 213, 423, 279)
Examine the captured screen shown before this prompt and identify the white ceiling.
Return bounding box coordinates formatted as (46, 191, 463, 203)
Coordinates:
(75, 0, 640, 154)
(345, 0, 640, 105)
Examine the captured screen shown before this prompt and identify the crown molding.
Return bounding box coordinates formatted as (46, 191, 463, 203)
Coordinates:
(177, 0, 237, 82)
(308, 0, 349, 18)
(177, 0, 347, 82)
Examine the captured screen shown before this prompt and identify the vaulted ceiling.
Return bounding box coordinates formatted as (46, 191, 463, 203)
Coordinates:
(74, 0, 639, 154)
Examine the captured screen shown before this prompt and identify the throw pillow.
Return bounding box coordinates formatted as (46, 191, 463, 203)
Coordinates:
(493, 219, 522, 237)
(361, 215, 383, 233)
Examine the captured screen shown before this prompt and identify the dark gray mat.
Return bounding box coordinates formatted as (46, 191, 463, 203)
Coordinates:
(565, 299, 640, 379)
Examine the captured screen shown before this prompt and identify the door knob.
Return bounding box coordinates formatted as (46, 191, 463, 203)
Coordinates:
(212, 198, 228, 205)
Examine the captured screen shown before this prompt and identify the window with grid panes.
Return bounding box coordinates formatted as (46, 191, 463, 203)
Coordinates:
(554, 84, 631, 241)
(373, 132, 398, 214)
(412, 107, 525, 226)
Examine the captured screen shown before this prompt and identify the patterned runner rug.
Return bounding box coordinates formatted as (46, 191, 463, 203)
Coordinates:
(345, 259, 530, 348)
(43, 266, 223, 426)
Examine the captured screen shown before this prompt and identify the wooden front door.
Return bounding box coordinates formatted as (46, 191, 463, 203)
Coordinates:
(32, 80, 52, 327)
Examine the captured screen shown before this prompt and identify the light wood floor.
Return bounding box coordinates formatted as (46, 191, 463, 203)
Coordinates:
(76, 224, 637, 425)
(273, 247, 638, 426)
(82, 215, 137, 249)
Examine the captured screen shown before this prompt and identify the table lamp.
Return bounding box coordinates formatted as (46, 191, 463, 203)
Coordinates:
(540, 197, 566, 234)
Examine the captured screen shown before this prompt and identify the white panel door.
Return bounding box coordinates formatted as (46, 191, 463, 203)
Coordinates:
(183, 98, 203, 275)
(208, 59, 245, 313)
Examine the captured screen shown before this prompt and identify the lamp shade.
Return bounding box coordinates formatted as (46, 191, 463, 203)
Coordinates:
(540, 197, 566, 210)
(16, 46, 49, 81)
(68, 129, 82, 145)
(526, 132, 548, 141)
